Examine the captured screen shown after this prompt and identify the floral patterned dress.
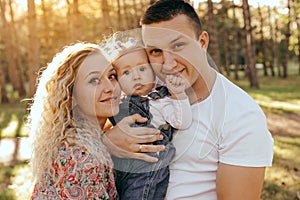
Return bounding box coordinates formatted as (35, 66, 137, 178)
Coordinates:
(31, 142, 117, 200)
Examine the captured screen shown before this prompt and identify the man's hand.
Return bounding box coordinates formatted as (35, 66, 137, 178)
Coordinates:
(103, 114, 165, 162)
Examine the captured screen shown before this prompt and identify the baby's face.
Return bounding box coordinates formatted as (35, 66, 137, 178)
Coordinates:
(113, 48, 155, 96)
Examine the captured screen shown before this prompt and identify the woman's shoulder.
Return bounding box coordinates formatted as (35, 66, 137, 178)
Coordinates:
(57, 140, 112, 166)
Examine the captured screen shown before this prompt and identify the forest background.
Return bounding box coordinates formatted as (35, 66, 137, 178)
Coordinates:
(0, 0, 299, 199)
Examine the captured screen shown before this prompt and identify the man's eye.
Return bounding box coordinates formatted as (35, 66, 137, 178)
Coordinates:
(172, 42, 185, 51)
(149, 48, 162, 56)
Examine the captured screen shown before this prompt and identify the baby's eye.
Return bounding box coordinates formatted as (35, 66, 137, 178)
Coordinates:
(139, 66, 146, 72)
(123, 70, 130, 75)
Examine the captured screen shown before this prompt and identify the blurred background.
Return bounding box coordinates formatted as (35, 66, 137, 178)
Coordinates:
(0, 0, 299, 199)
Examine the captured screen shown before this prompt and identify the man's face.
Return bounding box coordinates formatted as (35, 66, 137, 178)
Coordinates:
(142, 15, 208, 89)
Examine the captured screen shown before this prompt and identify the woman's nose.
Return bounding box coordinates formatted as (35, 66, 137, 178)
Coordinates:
(102, 79, 114, 93)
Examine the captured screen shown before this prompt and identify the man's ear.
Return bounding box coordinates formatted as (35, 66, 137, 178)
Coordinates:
(198, 31, 209, 49)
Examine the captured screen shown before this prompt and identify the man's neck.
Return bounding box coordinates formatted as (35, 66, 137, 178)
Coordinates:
(187, 69, 217, 105)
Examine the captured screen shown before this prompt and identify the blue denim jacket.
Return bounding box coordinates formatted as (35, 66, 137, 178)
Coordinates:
(109, 86, 176, 200)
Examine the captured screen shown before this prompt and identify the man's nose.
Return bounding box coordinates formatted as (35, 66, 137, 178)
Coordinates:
(162, 51, 177, 72)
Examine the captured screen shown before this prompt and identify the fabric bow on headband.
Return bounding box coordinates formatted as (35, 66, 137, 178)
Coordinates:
(99, 29, 143, 62)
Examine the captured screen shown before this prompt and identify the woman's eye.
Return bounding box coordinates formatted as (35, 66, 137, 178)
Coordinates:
(89, 78, 101, 85)
(109, 73, 117, 80)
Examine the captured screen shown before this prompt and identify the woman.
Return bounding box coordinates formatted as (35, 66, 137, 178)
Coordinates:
(28, 42, 120, 199)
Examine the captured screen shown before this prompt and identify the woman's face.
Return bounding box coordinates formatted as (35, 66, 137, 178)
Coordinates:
(73, 52, 121, 127)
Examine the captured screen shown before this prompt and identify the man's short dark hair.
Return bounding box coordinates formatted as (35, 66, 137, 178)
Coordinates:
(140, 0, 202, 38)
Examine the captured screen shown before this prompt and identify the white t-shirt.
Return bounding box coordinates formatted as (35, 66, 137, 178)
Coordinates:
(166, 73, 274, 200)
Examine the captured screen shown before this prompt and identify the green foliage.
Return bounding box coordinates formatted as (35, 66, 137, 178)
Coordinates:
(262, 136, 300, 200)
(0, 164, 32, 200)
(229, 69, 300, 114)
(0, 166, 16, 200)
(0, 102, 28, 138)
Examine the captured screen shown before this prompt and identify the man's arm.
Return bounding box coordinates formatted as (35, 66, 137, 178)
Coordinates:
(216, 162, 265, 200)
(103, 114, 165, 162)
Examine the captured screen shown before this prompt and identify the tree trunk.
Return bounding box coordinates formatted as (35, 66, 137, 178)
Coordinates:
(241, 29, 250, 79)
(267, 6, 275, 76)
(283, 0, 291, 78)
(10, 137, 21, 166)
(122, 0, 130, 29)
(41, 0, 50, 47)
(27, 0, 40, 97)
(132, 0, 140, 27)
(116, 0, 122, 30)
(73, 0, 80, 40)
(101, 0, 112, 34)
(66, 0, 73, 42)
(232, 2, 239, 80)
(0, 64, 9, 103)
(258, 5, 268, 76)
(207, 0, 222, 72)
(275, 17, 282, 77)
(242, 0, 259, 88)
(0, 23, 8, 103)
(297, 17, 300, 75)
(8, 0, 26, 96)
(0, 0, 25, 98)
(220, 0, 230, 76)
(66, 0, 80, 42)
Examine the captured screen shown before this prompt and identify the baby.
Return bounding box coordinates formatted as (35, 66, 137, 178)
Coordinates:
(110, 46, 192, 200)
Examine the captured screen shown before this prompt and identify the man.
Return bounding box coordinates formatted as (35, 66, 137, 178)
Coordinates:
(103, 0, 273, 199)
(138, 0, 274, 199)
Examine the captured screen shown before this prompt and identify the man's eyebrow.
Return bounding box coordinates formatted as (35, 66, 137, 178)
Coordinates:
(170, 35, 184, 43)
(145, 35, 184, 48)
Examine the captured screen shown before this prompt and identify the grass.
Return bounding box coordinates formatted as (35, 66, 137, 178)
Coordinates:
(0, 164, 32, 200)
(0, 101, 28, 138)
(262, 136, 300, 200)
(228, 73, 300, 114)
(0, 69, 299, 199)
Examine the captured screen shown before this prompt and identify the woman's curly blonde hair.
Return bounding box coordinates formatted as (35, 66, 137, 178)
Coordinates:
(27, 42, 112, 184)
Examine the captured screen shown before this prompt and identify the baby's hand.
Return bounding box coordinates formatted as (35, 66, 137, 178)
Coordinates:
(165, 75, 188, 100)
